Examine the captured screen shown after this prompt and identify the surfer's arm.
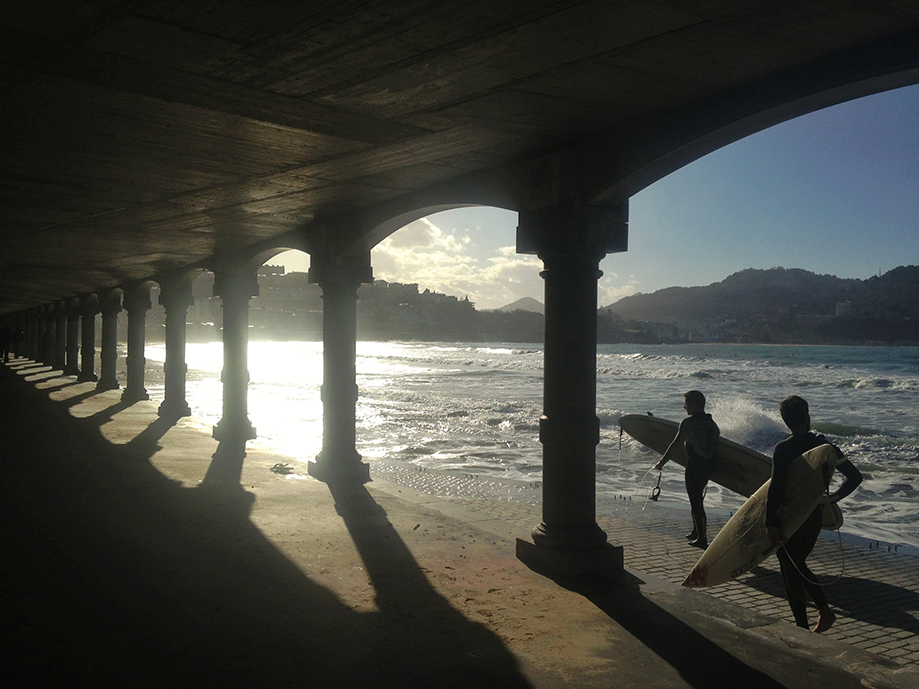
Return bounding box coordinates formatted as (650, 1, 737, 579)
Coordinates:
(828, 458, 863, 503)
(764, 449, 791, 533)
(765, 471, 788, 545)
(655, 420, 689, 470)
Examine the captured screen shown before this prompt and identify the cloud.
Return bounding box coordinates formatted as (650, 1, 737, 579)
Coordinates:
(372, 219, 544, 309)
(370, 217, 645, 310)
(598, 274, 640, 308)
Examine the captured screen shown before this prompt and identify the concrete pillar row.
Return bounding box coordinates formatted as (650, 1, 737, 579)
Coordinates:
(53, 302, 67, 371)
(308, 254, 373, 484)
(121, 283, 151, 403)
(514, 198, 628, 580)
(158, 275, 194, 420)
(211, 267, 258, 447)
(78, 295, 99, 382)
(64, 299, 81, 376)
(96, 290, 122, 391)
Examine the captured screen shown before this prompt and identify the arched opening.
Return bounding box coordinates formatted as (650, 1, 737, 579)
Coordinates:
(600, 84, 919, 550)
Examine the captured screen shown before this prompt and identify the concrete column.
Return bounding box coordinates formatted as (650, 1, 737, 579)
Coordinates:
(53, 302, 67, 370)
(158, 274, 193, 420)
(97, 290, 122, 391)
(206, 264, 258, 485)
(32, 309, 43, 360)
(121, 283, 151, 403)
(64, 300, 81, 376)
(42, 307, 56, 365)
(514, 199, 628, 579)
(78, 295, 99, 382)
(24, 311, 37, 359)
(308, 254, 373, 484)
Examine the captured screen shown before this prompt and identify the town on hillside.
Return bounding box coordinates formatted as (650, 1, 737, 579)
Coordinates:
(133, 265, 918, 346)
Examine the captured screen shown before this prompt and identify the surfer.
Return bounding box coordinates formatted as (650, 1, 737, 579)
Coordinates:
(653, 390, 720, 549)
(765, 395, 863, 634)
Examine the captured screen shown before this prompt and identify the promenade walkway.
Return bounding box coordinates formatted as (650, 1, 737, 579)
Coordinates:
(3, 357, 918, 688)
(372, 464, 919, 665)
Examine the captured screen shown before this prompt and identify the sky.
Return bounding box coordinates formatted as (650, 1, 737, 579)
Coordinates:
(276, 83, 919, 310)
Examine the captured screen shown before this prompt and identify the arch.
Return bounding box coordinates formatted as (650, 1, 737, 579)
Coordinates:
(585, 29, 919, 204)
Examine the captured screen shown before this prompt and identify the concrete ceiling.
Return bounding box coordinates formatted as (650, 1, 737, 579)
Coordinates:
(2, 1, 919, 314)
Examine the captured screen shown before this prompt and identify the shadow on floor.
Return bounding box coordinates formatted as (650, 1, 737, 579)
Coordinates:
(741, 565, 919, 634)
(0, 360, 531, 688)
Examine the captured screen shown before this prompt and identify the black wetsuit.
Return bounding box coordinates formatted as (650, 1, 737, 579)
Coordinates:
(682, 412, 719, 543)
(767, 432, 848, 628)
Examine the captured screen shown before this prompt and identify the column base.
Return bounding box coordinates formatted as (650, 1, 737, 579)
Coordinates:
(121, 387, 149, 403)
(77, 371, 98, 383)
(516, 537, 623, 582)
(308, 454, 371, 485)
(158, 400, 192, 420)
(96, 379, 120, 392)
(212, 419, 256, 444)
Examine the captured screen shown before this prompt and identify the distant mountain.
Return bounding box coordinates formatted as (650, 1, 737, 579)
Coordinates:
(495, 297, 544, 314)
(602, 266, 919, 344)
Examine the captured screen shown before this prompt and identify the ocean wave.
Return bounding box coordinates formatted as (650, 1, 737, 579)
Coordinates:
(812, 421, 879, 437)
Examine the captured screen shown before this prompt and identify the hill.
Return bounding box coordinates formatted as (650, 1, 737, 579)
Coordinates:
(602, 266, 919, 344)
(494, 297, 544, 314)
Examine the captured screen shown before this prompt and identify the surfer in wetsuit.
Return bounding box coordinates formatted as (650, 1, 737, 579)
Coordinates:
(766, 395, 863, 634)
(653, 390, 719, 549)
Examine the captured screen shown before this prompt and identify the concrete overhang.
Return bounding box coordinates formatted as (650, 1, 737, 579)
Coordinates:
(2, 1, 918, 313)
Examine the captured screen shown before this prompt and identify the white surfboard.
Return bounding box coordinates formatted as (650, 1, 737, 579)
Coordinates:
(682, 443, 838, 588)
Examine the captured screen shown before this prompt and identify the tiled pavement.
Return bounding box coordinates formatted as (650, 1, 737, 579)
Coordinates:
(372, 462, 919, 666)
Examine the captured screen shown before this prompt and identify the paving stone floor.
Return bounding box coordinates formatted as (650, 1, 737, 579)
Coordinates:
(372, 461, 919, 666)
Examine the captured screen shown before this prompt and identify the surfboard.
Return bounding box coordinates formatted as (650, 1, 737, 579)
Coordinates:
(619, 414, 772, 498)
(681, 443, 838, 588)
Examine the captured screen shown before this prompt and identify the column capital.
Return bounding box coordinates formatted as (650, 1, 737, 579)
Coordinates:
(99, 289, 123, 317)
(308, 253, 373, 287)
(213, 267, 258, 303)
(517, 199, 628, 263)
(158, 273, 195, 312)
(122, 281, 152, 313)
(79, 293, 99, 316)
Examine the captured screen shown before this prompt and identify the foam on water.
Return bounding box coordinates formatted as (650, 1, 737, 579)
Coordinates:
(142, 340, 919, 548)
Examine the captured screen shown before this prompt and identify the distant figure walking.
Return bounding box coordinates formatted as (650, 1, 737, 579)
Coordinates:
(766, 395, 863, 633)
(653, 390, 720, 549)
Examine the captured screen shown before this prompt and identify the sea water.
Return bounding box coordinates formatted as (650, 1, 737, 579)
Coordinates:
(143, 341, 919, 549)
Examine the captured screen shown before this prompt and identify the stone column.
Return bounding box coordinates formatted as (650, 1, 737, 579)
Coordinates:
(33, 308, 45, 361)
(158, 274, 193, 419)
(97, 290, 122, 391)
(53, 302, 67, 370)
(24, 310, 37, 359)
(206, 264, 258, 485)
(308, 254, 373, 484)
(514, 199, 628, 579)
(78, 295, 99, 382)
(64, 300, 81, 376)
(42, 306, 56, 365)
(121, 283, 151, 403)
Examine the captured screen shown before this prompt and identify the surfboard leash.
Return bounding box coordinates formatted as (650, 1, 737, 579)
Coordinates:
(779, 527, 847, 587)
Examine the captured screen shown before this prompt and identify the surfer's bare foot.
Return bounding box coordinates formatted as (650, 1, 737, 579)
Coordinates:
(689, 538, 707, 549)
(813, 609, 836, 633)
